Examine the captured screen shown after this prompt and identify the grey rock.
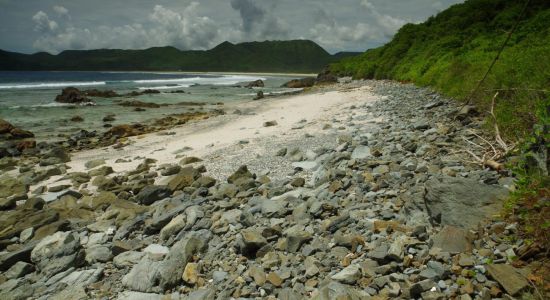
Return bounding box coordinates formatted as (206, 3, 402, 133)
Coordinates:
(122, 256, 162, 292)
(5, 261, 34, 279)
(159, 214, 186, 241)
(424, 176, 509, 229)
(117, 291, 165, 300)
(236, 228, 268, 257)
(85, 159, 106, 169)
(409, 279, 436, 298)
(143, 244, 169, 260)
(284, 225, 312, 253)
(432, 225, 472, 253)
(331, 264, 362, 284)
(85, 245, 113, 263)
(185, 288, 216, 300)
(212, 271, 228, 283)
(114, 251, 145, 268)
(30, 231, 83, 278)
(135, 185, 172, 205)
(158, 231, 211, 290)
(487, 264, 529, 296)
(313, 281, 367, 300)
(291, 161, 319, 171)
(351, 146, 371, 160)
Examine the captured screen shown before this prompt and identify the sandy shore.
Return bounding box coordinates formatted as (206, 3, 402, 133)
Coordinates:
(64, 84, 382, 183)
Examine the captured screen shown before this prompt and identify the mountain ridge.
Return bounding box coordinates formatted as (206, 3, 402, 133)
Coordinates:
(0, 40, 359, 73)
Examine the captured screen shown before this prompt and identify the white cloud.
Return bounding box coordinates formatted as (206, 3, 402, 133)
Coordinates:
(229, 0, 289, 40)
(309, 0, 408, 50)
(53, 5, 69, 17)
(32, 3, 223, 53)
(32, 11, 58, 34)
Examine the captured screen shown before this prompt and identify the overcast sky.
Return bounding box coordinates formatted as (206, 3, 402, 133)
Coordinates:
(0, 0, 464, 54)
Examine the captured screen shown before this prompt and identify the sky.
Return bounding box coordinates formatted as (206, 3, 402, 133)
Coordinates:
(0, 0, 464, 54)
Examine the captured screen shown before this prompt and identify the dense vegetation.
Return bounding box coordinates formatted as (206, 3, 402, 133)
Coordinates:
(0, 40, 357, 73)
(331, 0, 550, 280)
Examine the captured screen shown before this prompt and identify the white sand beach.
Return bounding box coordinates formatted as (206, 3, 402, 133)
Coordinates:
(66, 84, 382, 180)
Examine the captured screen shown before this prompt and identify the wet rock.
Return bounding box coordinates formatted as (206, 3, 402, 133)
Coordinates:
(119, 100, 160, 108)
(55, 87, 93, 104)
(245, 79, 265, 88)
(282, 77, 315, 88)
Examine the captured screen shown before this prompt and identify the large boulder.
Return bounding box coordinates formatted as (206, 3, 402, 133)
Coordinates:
(0, 175, 28, 199)
(424, 176, 509, 229)
(281, 77, 316, 88)
(245, 80, 265, 88)
(30, 231, 83, 278)
(0, 119, 34, 140)
(316, 67, 338, 84)
(0, 119, 14, 134)
(55, 87, 94, 104)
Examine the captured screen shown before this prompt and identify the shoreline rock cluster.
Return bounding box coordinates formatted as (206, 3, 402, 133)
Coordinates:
(0, 81, 541, 299)
(55, 87, 162, 105)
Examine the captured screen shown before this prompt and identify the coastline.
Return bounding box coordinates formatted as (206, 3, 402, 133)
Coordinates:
(65, 82, 378, 182)
(0, 79, 528, 299)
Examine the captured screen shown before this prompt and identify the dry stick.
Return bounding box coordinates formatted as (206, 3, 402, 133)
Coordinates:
(460, 0, 532, 107)
(489, 92, 511, 151)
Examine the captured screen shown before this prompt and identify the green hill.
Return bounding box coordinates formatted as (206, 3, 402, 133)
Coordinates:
(331, 0, 550, 263)
(0, 40, 357, 73)
(331, 0, 549, 138)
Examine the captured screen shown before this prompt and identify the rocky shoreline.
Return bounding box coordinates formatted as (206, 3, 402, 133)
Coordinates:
(0, 80, 542, 299)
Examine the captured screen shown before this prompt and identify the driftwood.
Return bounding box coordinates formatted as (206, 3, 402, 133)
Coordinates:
(462, 92, 514, 171)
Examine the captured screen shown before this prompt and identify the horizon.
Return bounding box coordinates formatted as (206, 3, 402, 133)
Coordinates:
(0, 0, 464, 55)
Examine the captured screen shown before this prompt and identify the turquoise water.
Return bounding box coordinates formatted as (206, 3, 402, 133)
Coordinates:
(0, 71, 299, 141)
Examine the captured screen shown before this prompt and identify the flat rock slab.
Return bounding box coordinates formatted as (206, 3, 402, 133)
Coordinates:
(432, 225, 472, 253)
(424, 176, 509, 229)
(487, 264, 529, 296)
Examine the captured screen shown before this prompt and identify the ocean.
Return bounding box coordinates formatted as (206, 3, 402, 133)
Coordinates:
(0, 71, 300, 141)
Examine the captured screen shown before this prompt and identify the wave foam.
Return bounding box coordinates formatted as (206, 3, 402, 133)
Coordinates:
(0, 81, 106, 90)
(134, 75, 266, 86)
(138, 84, 192, 90)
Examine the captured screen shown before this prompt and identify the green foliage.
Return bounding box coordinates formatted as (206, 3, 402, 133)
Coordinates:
(0, 40, 358, 73)
(331, 0, 550, 139)
(331, 0, 550, 259)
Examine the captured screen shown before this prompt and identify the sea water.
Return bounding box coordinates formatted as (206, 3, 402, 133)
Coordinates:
(0, 71, 300, 141)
